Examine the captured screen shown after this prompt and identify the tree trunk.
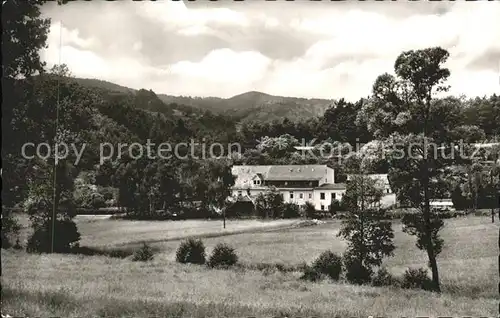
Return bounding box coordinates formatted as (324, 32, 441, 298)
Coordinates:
(474, 172, 480, 212)
(468, 166, 476, 212)
(423, 98, 441, 292)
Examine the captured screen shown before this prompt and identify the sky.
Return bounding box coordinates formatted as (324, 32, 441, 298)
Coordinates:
(40, 0, 500, 101)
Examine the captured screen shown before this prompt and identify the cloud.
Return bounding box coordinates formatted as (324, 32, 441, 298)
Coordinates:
(41, 21, 167, 88)
(136, 1, 250, 32)
(164, 49, 271, 97)
(40, 1, 500, 100)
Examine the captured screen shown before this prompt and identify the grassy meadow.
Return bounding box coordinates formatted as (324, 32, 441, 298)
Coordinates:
(1, 215, 498, 317)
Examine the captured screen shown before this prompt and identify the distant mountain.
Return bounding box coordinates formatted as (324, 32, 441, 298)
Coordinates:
(67, 77, 334, 123)
(158, 91, 334, 123)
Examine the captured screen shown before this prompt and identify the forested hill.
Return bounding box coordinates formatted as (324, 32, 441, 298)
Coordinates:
(11, 73, 241, 164)
(158, 91, 333, 123)
(67, 77, 334, 123)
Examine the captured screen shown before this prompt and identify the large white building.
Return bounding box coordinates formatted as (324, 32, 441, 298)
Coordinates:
(231, 165, 346, 211)
(230, 165, 399, 211)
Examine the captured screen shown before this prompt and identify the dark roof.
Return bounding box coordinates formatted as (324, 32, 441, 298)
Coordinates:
(266, 165, 328, 181)
(316, 183, 346, 190)
(232, 165, 330, 187)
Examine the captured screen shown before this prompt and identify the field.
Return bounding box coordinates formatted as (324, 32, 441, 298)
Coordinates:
(2, 215, 498, 317)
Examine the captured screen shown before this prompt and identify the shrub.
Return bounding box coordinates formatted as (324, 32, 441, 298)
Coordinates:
(301, 202, 316, 219)
(328, 200, 342, 215)
(401, 267, 433, 291)
(282, 203, 300, 219)
(297, 261, 309, 272)
(132, 242, 154, 262)
(26, 220, 80, 253)
(208, 243, 238, 268)
(255, 190, 285, 219)
(176, 238, 206, 264)
(13, 238, 23, 250)
(372, 267, 395, 287)
(1, 210, 21, 249)
(344, 258, 372, 285)
(300, 265, 322, 282)
(312, 250, 342, 281)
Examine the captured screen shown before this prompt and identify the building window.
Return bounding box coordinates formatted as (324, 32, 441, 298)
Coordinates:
(253, 180, 256, 185)
(299, 193, 303, 199)
(320, 192, 325, 200)
(238, 191, 242, 196)
(321, 205, 324, 211)
(387, 189, 390, 194)
(331, 193, 336, 200)
(309, 193, 312, 199)
(290, 191, 294, 199)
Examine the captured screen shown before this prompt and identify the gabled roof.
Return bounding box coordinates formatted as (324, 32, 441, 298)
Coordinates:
(266, 165, 327, 181)
(232, 165, 329, 184)
(316, 183, 346, 190)
(232, 165, 272, 188)
(252, 173, 264, 180)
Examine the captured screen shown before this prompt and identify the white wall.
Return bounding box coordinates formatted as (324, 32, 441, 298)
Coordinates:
(312, 189, 346, 211)
(379, 193, 397, 208)
(319, 167, 335, 186)
(280, 189, 314, 206)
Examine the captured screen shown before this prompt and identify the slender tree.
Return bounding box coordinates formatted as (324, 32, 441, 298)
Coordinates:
(338, 174, 395, 284)
(357, 47, 456, 291)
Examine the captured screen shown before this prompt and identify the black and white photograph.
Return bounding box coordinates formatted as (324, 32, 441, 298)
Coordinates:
(2, 0, 499, 317)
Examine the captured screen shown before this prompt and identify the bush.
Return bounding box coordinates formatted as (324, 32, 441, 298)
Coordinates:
(328, 200, 342, 215)
(401, 267, 433, 291)
(372, 267, 395, 287)
(26, 220, 80, 253)
(89, 193, 106, 209)
(301, 202, 316, 219)
(344, 258, 372, 285)
(312, 250, 342, 281)
(13, 238, 23, 250)
(1, 210, 21, 249)
(282, 203, 300, 219)
(176, 238, 206, 264)
(132, 242, 154, 261)
(300, 265, 322, 282)
(207, 243, 238, 268)
(255, 190, 285, 219)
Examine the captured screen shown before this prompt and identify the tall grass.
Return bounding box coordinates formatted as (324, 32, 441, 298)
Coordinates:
(2, 216, 496, 317)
